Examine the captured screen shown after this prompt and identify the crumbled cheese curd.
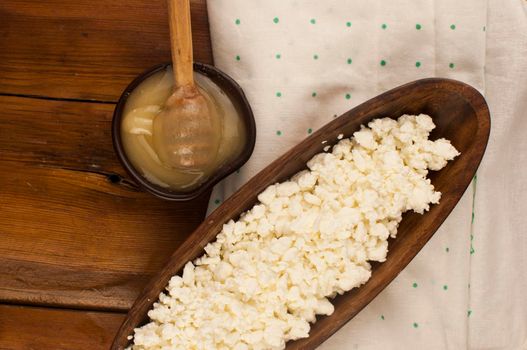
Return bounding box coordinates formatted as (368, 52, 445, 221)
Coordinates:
(130, 114, 459, 350)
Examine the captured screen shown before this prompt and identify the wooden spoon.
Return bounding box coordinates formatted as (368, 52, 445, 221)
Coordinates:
(152, 0, 221, 170)
(111, 78, 490, 350)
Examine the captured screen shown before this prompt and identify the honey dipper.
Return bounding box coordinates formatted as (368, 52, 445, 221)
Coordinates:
(153, 0, 221, 170)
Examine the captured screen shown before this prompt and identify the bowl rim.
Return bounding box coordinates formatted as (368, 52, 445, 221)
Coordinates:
(112, 62, 256, 201)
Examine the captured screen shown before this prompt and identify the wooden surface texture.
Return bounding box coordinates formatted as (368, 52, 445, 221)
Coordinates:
(0, 304, 125, 349)
(0, 0, 212, 348)
(0, 0, 212, 101)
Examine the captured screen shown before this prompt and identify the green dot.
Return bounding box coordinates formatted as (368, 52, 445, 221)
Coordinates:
(468, 310, 472, 317)
(276, 91, 282, 97)
(483, 26, 486, 32)
(471, 234, 474, 241)
(214, 198, 221, 205)
(416, 23, 422, 30)
(276, 53, 281, 59)
(472, 212, 475, 223)
(413, 322, 419, 328)
(449, 62, 455, 69)
(235, 19, 240, 25)
(333, 114, 337, 118)
(445, 247, 450, 252)
(412, 282, 418, 288)
(346, 21, 352, 27)
(311, 92, 317, 97)
(313, 54, 319, 60)
(235, 169, 241, 174)
(415, 61, 421, 67)
(347, 58, 352, 64)
(381, 315, 385, 320)
(235, 55, 240, 61)
(276, 130, 282, 136)
(380, 60, 387, 66)
(450, 24, 456, 30)
(470, 247, 475, 254)
(273, 17, 279, 24)
(345, 93, 351, 100)
(307, 128, 313, 134)
(310, 18, 316, 24)
(381, 23, 387, 29)
(443, 285, 448, 290)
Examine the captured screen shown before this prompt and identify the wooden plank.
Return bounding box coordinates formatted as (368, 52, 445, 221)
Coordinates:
(0, 95, 119, 172)
(0, 95, 210, 310)
(0, 304, 125, 350)
(0, 0, 213, 101)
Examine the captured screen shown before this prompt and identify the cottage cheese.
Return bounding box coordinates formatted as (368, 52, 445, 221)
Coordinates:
(130, 114, 459, 350)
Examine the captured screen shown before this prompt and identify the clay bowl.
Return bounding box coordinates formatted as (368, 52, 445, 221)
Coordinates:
(112, 78, 490, 349)
(112, 62, 256, 201)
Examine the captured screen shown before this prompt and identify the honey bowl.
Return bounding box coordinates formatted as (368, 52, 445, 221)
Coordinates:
(112, 62, 256, 201)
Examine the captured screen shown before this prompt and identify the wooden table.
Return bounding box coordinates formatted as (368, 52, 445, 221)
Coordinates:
(0, 1, 212, 348)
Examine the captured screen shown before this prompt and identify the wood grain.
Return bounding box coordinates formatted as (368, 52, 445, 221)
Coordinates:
(112, 78, 490, 349)
(0, 304, 125, 350)
(0, 0, 212, 101)
(0, 0, 215, 346)
(168, 0, 195, 87)
(0, 95, 210, 310)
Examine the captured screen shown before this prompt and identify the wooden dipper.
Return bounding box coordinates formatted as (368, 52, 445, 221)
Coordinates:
(153, 0, 220, 170)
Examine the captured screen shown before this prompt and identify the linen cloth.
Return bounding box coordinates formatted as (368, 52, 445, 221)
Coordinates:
(206, 0, 527, 348)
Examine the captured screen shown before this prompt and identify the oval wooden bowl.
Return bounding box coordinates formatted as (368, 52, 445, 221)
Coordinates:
(112, 78, 490, 349)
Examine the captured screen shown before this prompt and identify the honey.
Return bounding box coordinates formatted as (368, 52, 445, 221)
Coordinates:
(121, 67, 246, 191)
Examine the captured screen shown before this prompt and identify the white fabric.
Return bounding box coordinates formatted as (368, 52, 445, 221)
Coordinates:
(205, 0, 527, 348)
(468, 1, 527, 349)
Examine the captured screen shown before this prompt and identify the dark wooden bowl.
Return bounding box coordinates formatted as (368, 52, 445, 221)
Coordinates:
(111, 78, 490, 349)
(112, 62, 256, 201)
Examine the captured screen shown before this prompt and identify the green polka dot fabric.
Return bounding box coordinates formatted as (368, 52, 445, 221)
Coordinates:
(205, 0, 495, 348)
